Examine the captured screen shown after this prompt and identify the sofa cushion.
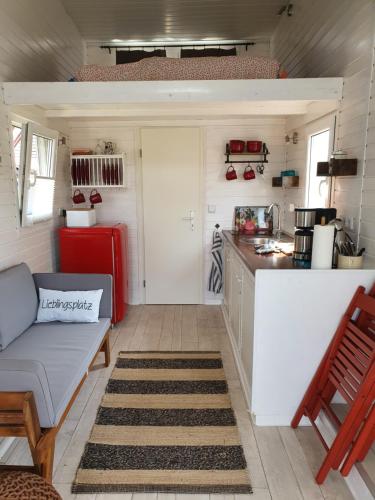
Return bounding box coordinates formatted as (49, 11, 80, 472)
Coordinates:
(0, 263, 38, 351)
(36, 288, 103, 323)
(33, 273, 112, 319)
(0, 318, 110, 427)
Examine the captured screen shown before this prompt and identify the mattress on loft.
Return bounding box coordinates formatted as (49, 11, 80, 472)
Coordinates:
(75, 56, 281, 81)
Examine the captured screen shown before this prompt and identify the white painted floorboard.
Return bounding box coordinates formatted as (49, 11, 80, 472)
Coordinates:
(7, 305, 354, 500)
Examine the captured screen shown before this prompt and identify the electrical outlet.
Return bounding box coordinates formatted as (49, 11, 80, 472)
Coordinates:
(289, 203, 295, 212)
(208, 205, 216, 214)
(340, 215, 347, 228)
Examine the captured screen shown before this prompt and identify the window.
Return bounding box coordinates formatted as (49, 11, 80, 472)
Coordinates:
(12, 123, 25, 204)
(116, 49, 166, 64)
(180, 47, 236, 58)
(305, 115, 335, 208)
(21, 124, 58, 227)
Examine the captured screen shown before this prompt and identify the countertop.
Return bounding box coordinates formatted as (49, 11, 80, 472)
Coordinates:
(222, 230, 309, 274)
(223, 230, 375, 274)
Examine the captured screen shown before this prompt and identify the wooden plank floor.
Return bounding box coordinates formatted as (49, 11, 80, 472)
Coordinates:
(5, 305, 354, 500)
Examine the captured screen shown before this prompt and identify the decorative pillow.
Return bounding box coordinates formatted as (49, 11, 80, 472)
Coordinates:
(36, 288, 103, 323)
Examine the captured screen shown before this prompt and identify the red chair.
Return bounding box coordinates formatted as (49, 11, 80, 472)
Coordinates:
(291, 285, 375, 484)
(340, 394, 374, 476)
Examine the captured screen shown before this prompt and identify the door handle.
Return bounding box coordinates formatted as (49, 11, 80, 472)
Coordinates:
(29, 169, 37, 187)
(182, 210, 195, 231)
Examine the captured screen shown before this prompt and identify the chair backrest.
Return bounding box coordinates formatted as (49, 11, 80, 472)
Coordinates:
(328, 319, 375, 406)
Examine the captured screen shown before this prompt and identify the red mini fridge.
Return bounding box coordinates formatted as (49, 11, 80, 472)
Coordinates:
(59, 224, 128, 323)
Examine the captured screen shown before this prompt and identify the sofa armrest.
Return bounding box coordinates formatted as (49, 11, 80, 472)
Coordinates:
(32, 273, 112, 319)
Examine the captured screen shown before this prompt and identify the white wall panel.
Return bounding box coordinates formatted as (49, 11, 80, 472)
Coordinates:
(204, 121, 285, 303)
(272, 0, 375, 253)
(0, 98, 72, 273)
(69, 125, 140, 304)
(359, 42, 375, 256)
(69, 119, 286, 304)
(0, 1, 84, 277)
(0, 0, 84, 82)
(86, 41, 271, 66)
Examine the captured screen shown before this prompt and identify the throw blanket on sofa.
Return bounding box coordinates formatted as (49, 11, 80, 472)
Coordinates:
(75, 56, 280, 81)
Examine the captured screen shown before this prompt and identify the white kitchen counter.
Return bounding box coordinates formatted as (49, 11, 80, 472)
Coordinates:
(222, 234, 375, 426)
(252, 268, 375, 425)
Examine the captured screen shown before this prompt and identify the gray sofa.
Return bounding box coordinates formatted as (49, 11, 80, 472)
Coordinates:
(0, 263, 112, 481)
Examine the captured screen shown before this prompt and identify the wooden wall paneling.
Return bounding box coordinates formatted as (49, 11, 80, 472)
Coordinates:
(272, 0, 375, 253)
(69, 119, 287, 305)
(0, 89, 72, 273)
(0, 0, 84, 82)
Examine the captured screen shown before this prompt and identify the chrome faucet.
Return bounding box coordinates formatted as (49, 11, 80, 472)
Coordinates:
(266, 203, 281, 240)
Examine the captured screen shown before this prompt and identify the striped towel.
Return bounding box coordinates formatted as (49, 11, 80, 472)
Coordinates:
(208, 231, 223, 294)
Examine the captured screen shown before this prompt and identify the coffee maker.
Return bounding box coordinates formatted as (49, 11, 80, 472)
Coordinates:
(293, 208, 337, 261)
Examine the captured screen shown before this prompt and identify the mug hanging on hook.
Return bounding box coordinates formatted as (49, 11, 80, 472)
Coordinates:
(72, 189, 85, 204)
(243, 164, 256, 180)
(90, 189, 102, 205)
(256, 163, 265, 175)
(226, 164, 237, 180)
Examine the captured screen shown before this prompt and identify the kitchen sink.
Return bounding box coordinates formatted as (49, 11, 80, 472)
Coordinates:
(239, 233, 293, 245)
(239, 236, 274, 245)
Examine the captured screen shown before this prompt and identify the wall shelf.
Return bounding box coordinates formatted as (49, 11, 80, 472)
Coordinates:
(71, 154, 126, 188)
(272, 176, 299, 188)
(317, 158, 357, 177)
(225, 143, 269, 164)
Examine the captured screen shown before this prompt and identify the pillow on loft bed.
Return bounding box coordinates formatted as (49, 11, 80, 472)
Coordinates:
(75, 55, 281, 81)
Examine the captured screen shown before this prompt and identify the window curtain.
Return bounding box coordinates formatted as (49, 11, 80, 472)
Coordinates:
(116, 49, 166, 64)
(180, 47, 237, 58)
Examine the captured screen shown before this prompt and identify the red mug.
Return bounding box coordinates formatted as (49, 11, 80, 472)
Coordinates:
(72, 189, 85, 204)
(90, 189, 102, 204)
(226, 166, 237, 180)
(243, 166, 256, 180)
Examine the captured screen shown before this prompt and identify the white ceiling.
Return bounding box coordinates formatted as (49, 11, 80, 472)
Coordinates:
(61, 0, 286, 43)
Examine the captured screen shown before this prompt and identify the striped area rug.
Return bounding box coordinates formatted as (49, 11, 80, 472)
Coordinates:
(72, 351, 252, 494)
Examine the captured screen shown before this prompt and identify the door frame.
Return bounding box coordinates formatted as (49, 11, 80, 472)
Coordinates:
(136, 125, 205, 305)
(304, 112, 337, 208)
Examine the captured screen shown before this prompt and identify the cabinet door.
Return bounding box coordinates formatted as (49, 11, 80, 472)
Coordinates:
(240, 269, 255, 389)
(223, 243, 231, 315)
(230, 255, 243, 350)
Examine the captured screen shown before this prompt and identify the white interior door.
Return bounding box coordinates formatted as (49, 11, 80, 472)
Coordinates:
(141, 127, 202, 304)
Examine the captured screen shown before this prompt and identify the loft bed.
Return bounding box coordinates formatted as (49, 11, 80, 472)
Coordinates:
(74, 56, 282, 82)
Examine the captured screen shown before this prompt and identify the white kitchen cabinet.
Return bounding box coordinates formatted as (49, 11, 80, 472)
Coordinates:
(223, 235, 375, 427)
(229, 253, 243, 350)
(223, 243, 231, 316)
(240, 268, 255, 395)
(222, 240, 254, 409)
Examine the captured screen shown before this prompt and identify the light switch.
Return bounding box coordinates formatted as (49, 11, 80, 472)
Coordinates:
(208, 205, 216, 214)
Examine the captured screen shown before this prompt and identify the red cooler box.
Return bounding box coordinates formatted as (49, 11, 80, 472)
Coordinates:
(59, 224, 128, 323)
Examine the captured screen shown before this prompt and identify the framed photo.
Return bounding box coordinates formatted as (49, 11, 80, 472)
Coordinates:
(234, 206, 271, 234)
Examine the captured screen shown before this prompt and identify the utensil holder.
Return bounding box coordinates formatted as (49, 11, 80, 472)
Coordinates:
(337, 254, 363, 269)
